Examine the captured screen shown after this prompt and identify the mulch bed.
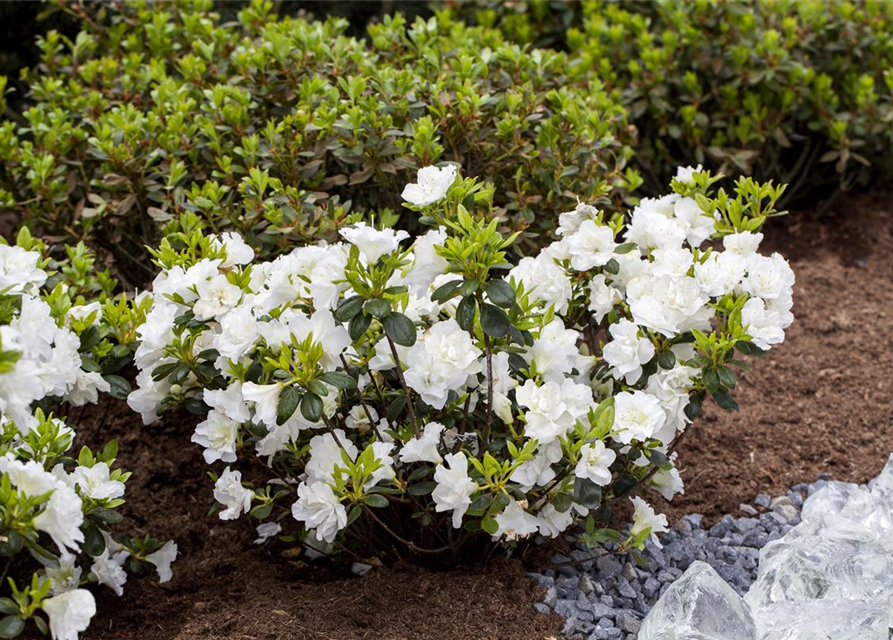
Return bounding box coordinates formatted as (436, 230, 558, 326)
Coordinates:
(18, 194, 893, 639)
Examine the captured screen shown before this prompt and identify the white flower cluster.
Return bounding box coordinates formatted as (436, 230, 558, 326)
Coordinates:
(0, 411, 177, 640)
(0, 246, 109, 431)
(128, 166, 794, 556)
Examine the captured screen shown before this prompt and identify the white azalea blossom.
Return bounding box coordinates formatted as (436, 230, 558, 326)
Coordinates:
(399, 422, 445, 464)
(213, 467, 253, 520)
(292, 481, 347, 543)
(42, 589, 96, 640)
(630, 496, 669, 548)
(432, 453, 477, 528)
(401, 164, 458, 206)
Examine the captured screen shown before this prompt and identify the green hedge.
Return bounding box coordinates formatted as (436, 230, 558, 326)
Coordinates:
(566, 0, 893, 199)
(0, 0, 636, 281)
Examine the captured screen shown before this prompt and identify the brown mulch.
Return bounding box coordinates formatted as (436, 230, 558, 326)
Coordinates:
(19, 194, 893, 639)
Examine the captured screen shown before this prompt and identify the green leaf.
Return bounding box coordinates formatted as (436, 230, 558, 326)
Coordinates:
(104, 374, 131, 400)
(431, 279, 462, 303)
(151, 362, 178, 382)
(456, 295, 477, 331)
(83, 523, 106, 556)
(0, 531, 22, 556)
(363, 298, 392, 319)
(603, 259, 620, 275)
(657, 350, 676, 370)
(383, 313, 416, 347)
(712, 390, 739, 411)
(335, 296, 364, 322)
(0, 601, 17, 616)
(277, 385, 302, 425)
(362, 494, 389, 508)
(0, 616, 24, 639)
(485, 279, 515, 308)
(480, 303, 510, 338)
(684, 393, 703, 420)
(408, 481, 436, 496)
(348, 312, 372, 341)
(250, 503, 273, 519)
(573, 477, 603, 510)
(300, 392, 324, 423)
(481, 516, 499, 535)
(551, 493, 573, 513)
(90, 507, 124, 525)
(318, 372, 357, 390)
(614, 242, 637, 255)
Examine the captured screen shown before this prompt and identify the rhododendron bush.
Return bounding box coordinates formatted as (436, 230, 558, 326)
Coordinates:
(0, 240, 175, 640)
(128, 165, 793, 560)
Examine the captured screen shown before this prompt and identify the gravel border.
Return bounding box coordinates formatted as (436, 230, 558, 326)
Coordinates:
(529, 476, 834, 640)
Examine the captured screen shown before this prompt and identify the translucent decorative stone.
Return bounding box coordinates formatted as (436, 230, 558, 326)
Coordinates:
(746, 537, 893, 610)
(756, 600, 891, 640)
(638, 561, 757, 640)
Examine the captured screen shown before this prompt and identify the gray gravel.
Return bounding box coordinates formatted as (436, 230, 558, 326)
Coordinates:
(529, 476, 834, 640)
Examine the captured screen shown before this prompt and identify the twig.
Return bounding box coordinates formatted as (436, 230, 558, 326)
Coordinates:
(362, 506, 452, 555)
(385, 336, 419, 437)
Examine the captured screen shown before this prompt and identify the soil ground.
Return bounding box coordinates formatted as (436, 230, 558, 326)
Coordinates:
(18, 194, 893, 639)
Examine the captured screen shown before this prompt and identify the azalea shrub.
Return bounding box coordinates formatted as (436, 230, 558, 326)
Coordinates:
(0, 241, 176, 640)
(0, 0, 635, 280)
(566, 0, 893, 199)
(127, 164, 793, 561)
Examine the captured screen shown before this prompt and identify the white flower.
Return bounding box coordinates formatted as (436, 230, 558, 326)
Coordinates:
(34, 485, 84, 553)
(214, 231, 254, 268)
(673, 196, 715, 247)
(292, 481, 347, 543)
(625, 196, 687, 252)
(45, 553, 82, 595)
(66, 302, 102, 327)
(145, 540, 178, 582)
(694, 251, 746, 297)
(305, 430, 358, 484)
(588, 274, 622, 323)
(652, 466, 685, 501)
(401, 165, 457, 206)
(511, 448, 557, 492)
(192, 410, 239, 464)
(626, 274, 710, 338)
(515, 379, 593, 445)
(284, 309, 351, 371)
(399, 422, 444, 464)
(674, 164, 703, 185)
(432, 452, 477, 528)
(524, 318, 580, 383)
(212, 305, 259, 364)
(193, 273, 242, 320)
(508, 255, 572, 314)
(613, 391, 666, 444)
(566, 220, 616, 271)
(204, 382, 251, 423)
(254, 522, 282, 545)
(42, 589, 96, 640)
(647, 364, 700, 440)
(536, 503, 575, 538)
(72, 462, 125, 501)
(345, 404, 379, 432)
(241, 382, 283, 429)
(90, 548, 129, 596)
(63, 369, 111, 407)
(405, 228, 450, 295)
(575, 441, 616, 486)
(494, 500, 539, 541)
(403, 318, 482, 410)
(603, 319, 655, 384)
(723, 231, 763, 256)
(556, 203, 601, 236)
(213, 467, 253, 520)
(0, 245, 46, 294)
(740, 252, 795, 301)
(741, 297, 787, 350)
(629, 496, 668, 548)
(339, 222, 410, 264)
